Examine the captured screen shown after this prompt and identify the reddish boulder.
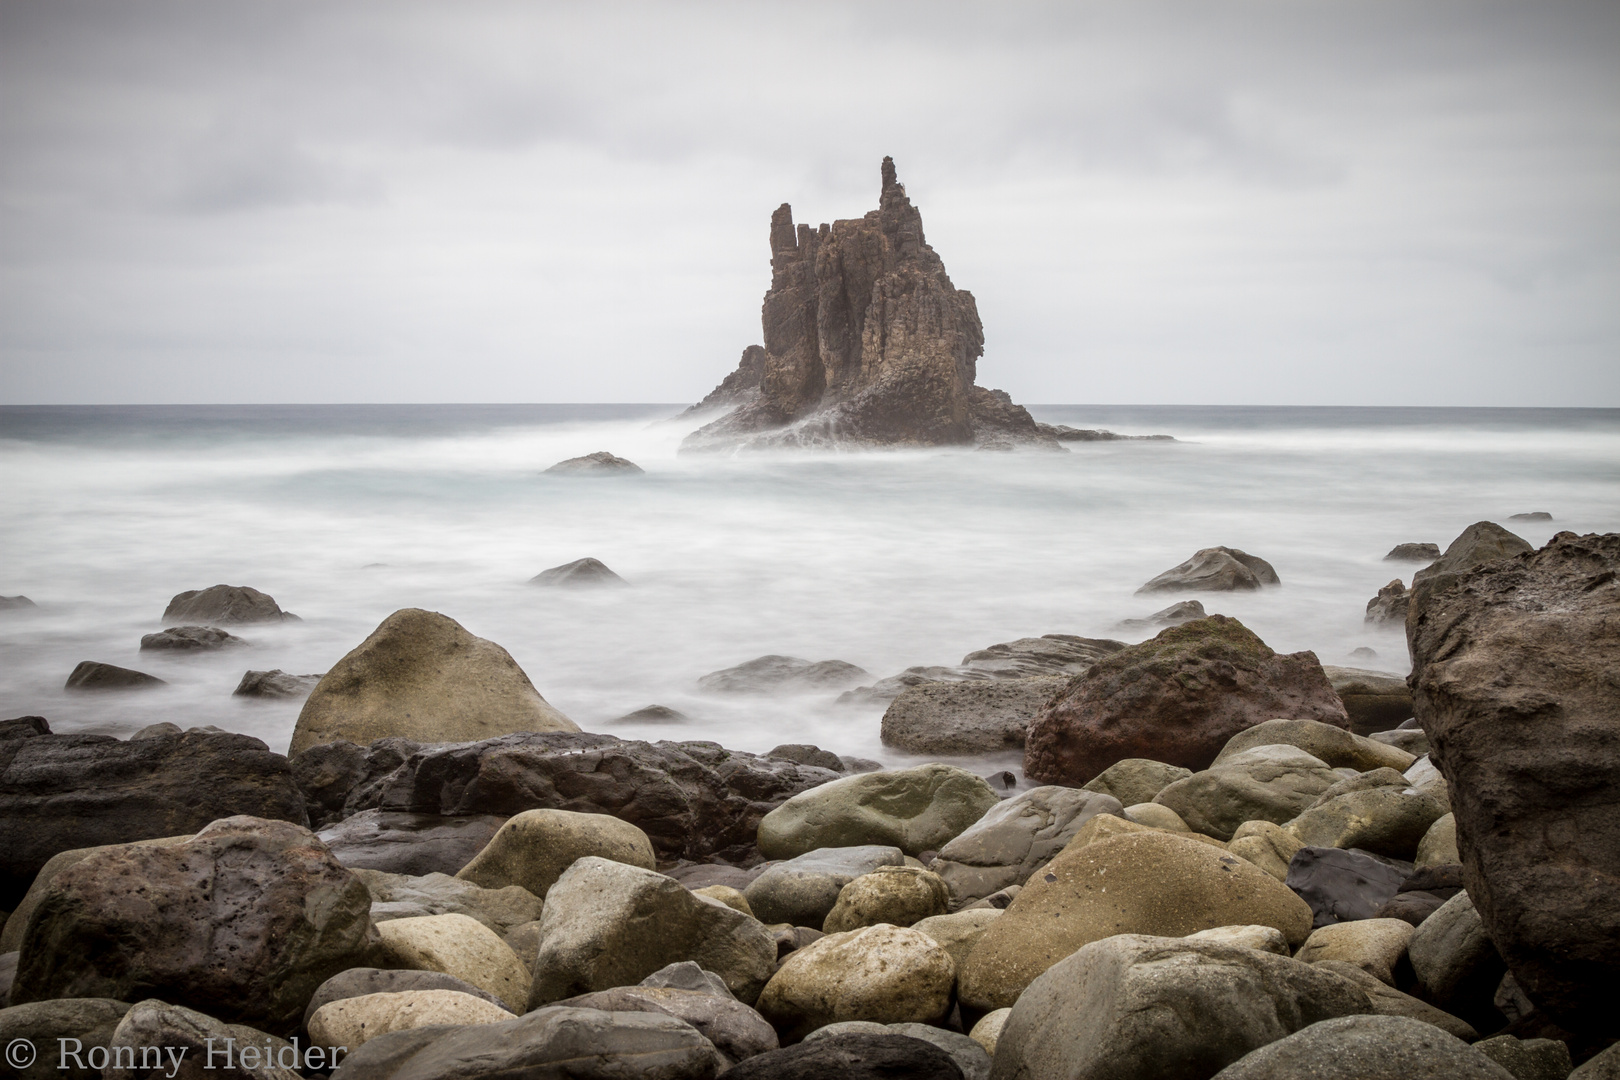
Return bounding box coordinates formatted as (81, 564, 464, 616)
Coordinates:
(1408, 530, 1620, 1036)
(1023, 616, 1349, 785)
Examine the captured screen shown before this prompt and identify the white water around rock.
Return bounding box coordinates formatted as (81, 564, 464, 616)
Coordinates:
(2, 404, 1616, 777)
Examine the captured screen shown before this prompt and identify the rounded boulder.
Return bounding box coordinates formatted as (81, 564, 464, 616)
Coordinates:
(455, 808, 654, 899)
(757, 764, 999, 860)
(822, 866, 949, 933)
(755, 924, 956, 1043)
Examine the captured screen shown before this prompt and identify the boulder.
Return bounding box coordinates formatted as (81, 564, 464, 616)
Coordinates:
(0, 998, 131, 1080)
(162, 584, 294, 624)
(668, 862, 767, 892)
(1152, 745, 1341, 841)
(1322, 667, 1416, 736)
(722, 1030, 965, 1079)
(765, 744, 847, 772)
(1120, 801, 1188, 830)
(233, 669, 322, 699)
(1116, 599, 1208, 633)
(529, 557, 626, 586)
(1207, 1014, 1516, 1079)
(1309, 959, 1477, 1040)
(1081, 758, 1193, 806)
(308, 989, 511, 1051)
(987, 934, 1372, 1080)
(1136, 546, 1281, 594)
(544, 451, 643, 474)
(1025, 616, 1350, 785)
(1572, 1046, 1620, 1079)
(0, 715, 50, 739)
(1214, 717, 1415, 773)
(62, 661, 166, 690)
(682, 157, 1043, 452)
(694, 884, 753, 915)
(10, 817, 376, 1036)
(1408, 892, 1506, 1031)
(374, 912, 531, 1013)
(1365, 580, 1411, 626)
(879, 676, 1066, 754)
(1226, 820, 1306, 882)
(290, 736, 422, 829)
(910, 909, 1001, 969)
(969, 1009, 1010, 1057)
(1283, 775, 1448, 860)
(1294, 918, 1415, 986)
(929, 786, 1122, 906)
(612, 704, 692, 724)
(743, 846, 906, 928)
(140, 625, 245, 651)
(805, 1023, 990, 1080)
(528, 857, 777, 1008)
(0, 835, 192, 955)
(456, 807, 655, 898)
(754, 924, 955, 1042)
(1184, 925, 1290, 955)
(1473, 1035, 1573, 1080)
(0, 727, 306, 910)
(104, 999, 304, 1080)
(821, 866, 948, 932)
(1285, 846, 1410, 928)
(957, 831, 1314, 1012)
(1408, 521, 1533, 608)
(1416, 813, 1460, 866)
(355, 868, 543, 937)
(323, 1005, 726, 1078)
(302, 967, 513, 1032)
(551, 986, 778, 1066)
(1385, 543, 1442, 562)
(1408, 529, 1619, 1035)
(288, 608, 577, 755)
(757, 764, 999, 860)
(699, 656, 869, 693)
(316, 810, 507, 877)
(1370, 727, 1431, 756)
(958, 634, 1124, 678)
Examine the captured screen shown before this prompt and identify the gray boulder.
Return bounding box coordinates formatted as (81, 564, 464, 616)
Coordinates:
(699, 655, 868, 693)
(641, 961, 736, 998)
(1082, 758, 1194, 806)
(551, 986, 777, 1066)
(234, 669, 322, 698)
(879, 676, 1066, 754)
(544, 451, 643, 474)
(743, 846, 906, 928)
(1286, 846, 1411, 928)
(354, 868, 543, 937)
(756, 763, 999, 859)
(530, 557, 626, 586)
(140, 625, 245, 651)
(1207, 1015, 1515, 1079)
(1214, 717, 1415, 773)
(1137, 546, 1281, 594)
(1116, 600, 1208, 633)
(163, 584, 294, 624)
(1385, 543, 1441, 562)
(765, 744, 846, 772)
(1283, 773, 1448, 860)
(0, 999, 130, 1080)
(0, 835, 192, 955)
(930, 786, 1123, 906)
(1408, 892, 1507, 1031)
(62, 661, 165, 690)
(724, 1031, 964, 1079)
(316, 809, 507, 877)
(105, 999, 303, 1079)
(1308, 959, 1477, 1041)
(807, 1022, 990, 1080)
(1153, 745, 1340, 842)
(301, 967, 512, 1033)
(1473, 1035, 1573, 1080)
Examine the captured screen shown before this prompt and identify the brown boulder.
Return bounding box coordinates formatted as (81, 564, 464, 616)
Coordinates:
(1136, 547, 1280, 594)
(1024, 616, 1349, 785)
(1408, 529, 1620, 1035)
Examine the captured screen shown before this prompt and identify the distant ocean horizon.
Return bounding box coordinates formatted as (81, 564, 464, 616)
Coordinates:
(4, 402, 1617, 779)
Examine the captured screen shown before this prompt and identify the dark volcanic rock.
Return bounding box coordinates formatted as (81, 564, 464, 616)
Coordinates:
(530, 556, 626, 586)
(1023, 615, 1349, 785)
(316, 808, 506, 876)
(699, 655, 868, 693)
(140, 625, 245, 651)
(1408, 529, 1620, 1035)
(162, 584, 295, 624)
(328, 731, 840, 865)
(0, 727, 307, 908)
(10, 816, 377, 1037)
(1137, 546, 1281, 594)
(0, 594, 37, 610)
(1285, 846, 1409, 928)
(723, 1031, 964, 1080)
(233, 668, 322, 698)
(544, 450, 644, 474)
(1385, 543, 1442, 562)
(63, 660, 166, 690)
(1364, 579, 1410, 625)
(683, 157, 1051, 452)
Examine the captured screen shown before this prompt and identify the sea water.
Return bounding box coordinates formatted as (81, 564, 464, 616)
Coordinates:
(2, 404, 1616, 778)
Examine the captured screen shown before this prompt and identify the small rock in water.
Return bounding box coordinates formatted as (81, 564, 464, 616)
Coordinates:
(543, 450, 644, 474)
(1137, 546, 1281, 594)
(982, 769, 1018, 792)
(611, 703, 690, 724)
(63, 660, 166, 690)
(140, 625, 246, 651)
(233, 669, 322, 698)
(162, 583, 296, 624)
(1115, 599, 1207, 632)
(1508, 511, 1553, 521)
(1, 715, 51, 739)
(530, 556, 626, 587)
(765, 743, 846, 772)
(1364, 579, 1409, 625)
(1383, 542, 1442, 562)
(1350, 646, 1379, 661)
(1037, 424, 1175, 442)
(0, 594, 37, 610)
(699, 654, 869, 693)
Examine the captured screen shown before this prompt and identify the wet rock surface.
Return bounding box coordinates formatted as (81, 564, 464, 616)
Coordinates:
(140, 625, 245, 651)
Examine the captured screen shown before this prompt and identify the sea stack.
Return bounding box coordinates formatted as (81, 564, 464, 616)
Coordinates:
(683, 157, 1053, 451)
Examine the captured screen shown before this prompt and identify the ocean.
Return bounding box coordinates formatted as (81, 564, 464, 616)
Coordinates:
(2, 404, 1616, 778)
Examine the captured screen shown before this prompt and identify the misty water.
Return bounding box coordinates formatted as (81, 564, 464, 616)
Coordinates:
(2, 404, 1616, 779)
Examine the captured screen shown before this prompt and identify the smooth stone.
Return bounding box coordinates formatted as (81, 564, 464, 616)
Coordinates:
(1153, 745, 1340, 841)
(721, 1030, 965, 1080)
(1408, 892, 1507, 1032)
(140, 625, 245, 651)
(455, 807, 655, 899)
(503, 919, 543, 976)
(821, 866, 948, 933)
(1294, 918, 1415, 985)
(807, 1022, 990, 1080)
(0, 998, 130, 1080)
(1214, 717, 1416, 773)
(105, 999, 302, 1080)
(1226, 820, 1307, 882)
(743, 846, 906, 928)
(699, 655, 869, 693)
(754, 924, 955, 1042)
(308, 989, 510, 1051)
(302, 967, 512, 1033)
(317, 810, 507, 878)
(529, 557, 626, 586)
(1136, 546, 1281, 593)
(1285, 846, 1410, 928)
(1207, 1014, 1517, 1079)
(693, 884, 753, 915)
(288, 607, 577, 755)
(969, 1008, 1011, 1056)
(1184, 924, 1290, 956)
(911, 909, 1002, 969)
(543, 451, 643, 474)
(62, 661, 166, 690)
(552, 985, 777, 1066)
(1369, 728, 1431, 756)
(233, 669, 322, 698)
(1416, 813, 1460, 866)
(374, 912, 532, 1013)
(162, 584, 294, 624)
(879, 677, 1068, 754)
(355, 868, 543, 937)
(1123, 801, 1192, 830)
(929, 786, 1123, 907)
(1310, 959, 1478, 1041)
(757, 764, 999, 860)
(1081, 758, 1194, 806)
(1283, 777, 1448, 860)
(641, 960, 736, 998)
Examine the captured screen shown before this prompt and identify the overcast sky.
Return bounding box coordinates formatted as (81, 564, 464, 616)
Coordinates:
(1, 1, 1615, 406)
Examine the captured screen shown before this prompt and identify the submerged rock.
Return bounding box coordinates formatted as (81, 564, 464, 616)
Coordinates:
(162, 584, 295, 624)
(1508, 511, 1553, 522)
(0, 594, 37, 610)
(1115, 599, 1207, 632)
(699, 655, 868, 693)
(1209, 1014, 1515, 1079)
(612, 704, 692, 724)
(140, 625, 245, 651)
(543, 450, 643, 474)
(1037, 424, 1175, 442)
(683, 157, 1052, 452)
(62, 660, 166, 690)
(234, 669, 322, 698)
(1364, 579, 1410, 625)
(1137, 546, 1281, 594)
(529, 557, 626, 586)
(1384, 542, 1442, 562)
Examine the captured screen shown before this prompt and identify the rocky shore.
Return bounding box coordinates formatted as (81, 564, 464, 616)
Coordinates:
(0, 526, 1615, 1079)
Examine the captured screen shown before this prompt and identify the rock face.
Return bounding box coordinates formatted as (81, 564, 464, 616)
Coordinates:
(10, 816, 377, 1036)
(530, 557, 626, 586)
(140, 625, 245, 651)
(162, 584, 294, 623)
(0, 727, 306, 909)
(1407, 530, 1619, 1034)
(288, 608, 577, 755)
(63, 660, 166, 690)
(1024, 616, 1349, 785)
(756, 763, 999, 859)
(1409, 521, 1533, 608)
(544, 451, 643, 474)
(929, 786, 1123, 906)
(1137, 547, 1280, 594)
(988, 934, 1372, 1080)
(879, 676, 1066, 754)
(683, 157, 1049, 451)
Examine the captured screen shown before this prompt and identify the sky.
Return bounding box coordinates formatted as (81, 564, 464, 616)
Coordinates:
(0, 0, 1616, 406)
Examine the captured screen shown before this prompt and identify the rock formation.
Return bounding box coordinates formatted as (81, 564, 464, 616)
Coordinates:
(683, 158, 1053, 451)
